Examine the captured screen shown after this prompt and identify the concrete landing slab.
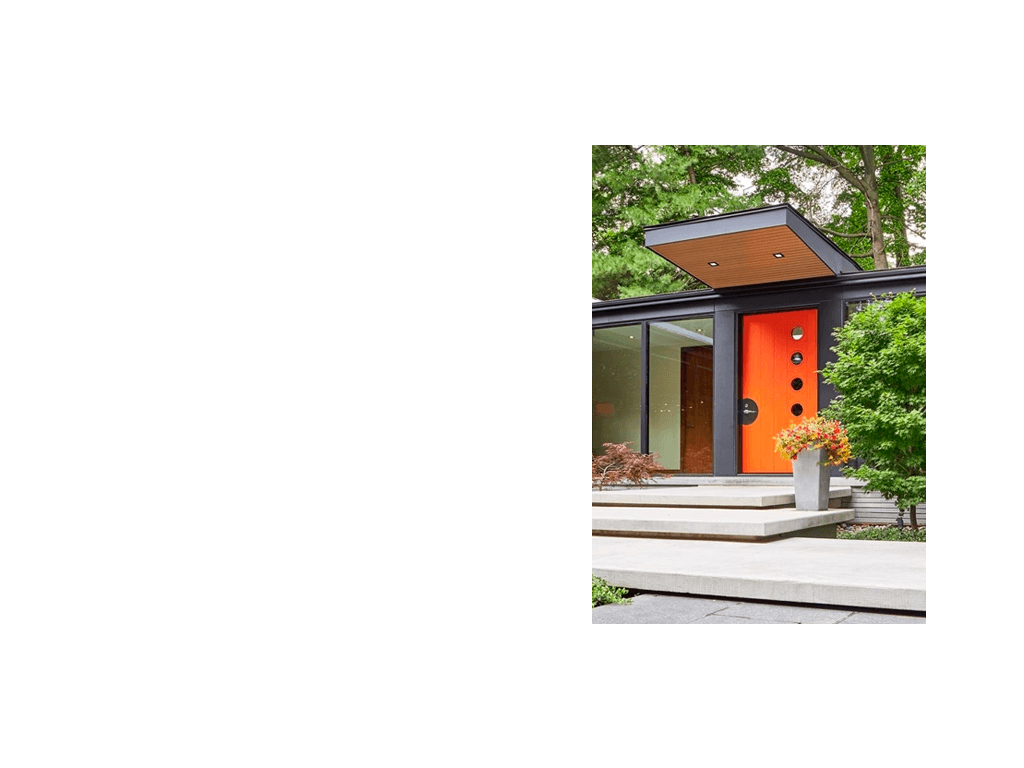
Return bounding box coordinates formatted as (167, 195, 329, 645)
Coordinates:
(646, 476, 854, 487)
(592, 484, 851, 509)
(592, 506, 854, 540)
(592, 536, 925, 611)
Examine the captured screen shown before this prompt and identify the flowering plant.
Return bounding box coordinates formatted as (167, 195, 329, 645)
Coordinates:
(774, 416, 851, 466)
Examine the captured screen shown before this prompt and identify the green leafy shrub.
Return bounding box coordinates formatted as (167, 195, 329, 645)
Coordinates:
(592, 575, 631, 608)
(822, 292, 926, 527)
(837, 525, 926, 542)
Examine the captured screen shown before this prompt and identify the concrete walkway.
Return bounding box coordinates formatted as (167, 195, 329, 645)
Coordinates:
(593, 536, 925, 612)
(593, 592, 925, 624)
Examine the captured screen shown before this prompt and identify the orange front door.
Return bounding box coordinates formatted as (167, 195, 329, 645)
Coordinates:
(740, 309, 817, 473)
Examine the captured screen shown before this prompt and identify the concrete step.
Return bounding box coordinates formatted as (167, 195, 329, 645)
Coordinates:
(648, 476, 849, 487)
(592, 484, 851, 509)
(593, 506, 854, 542)
(592, 536, 925, 612)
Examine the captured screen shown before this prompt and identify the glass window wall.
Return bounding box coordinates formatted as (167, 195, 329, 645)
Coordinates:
(649, 318, 714, 473)
(592, 325, 642, 455)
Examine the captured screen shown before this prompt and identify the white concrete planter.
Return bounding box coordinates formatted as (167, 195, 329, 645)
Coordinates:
(793, 447, 830, 510)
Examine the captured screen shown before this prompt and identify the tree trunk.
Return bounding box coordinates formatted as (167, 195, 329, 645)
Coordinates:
(865, 195, 887, 269)
(893, 182, 910, 267)
(683, 146, 697, 185)
(909, 504, 918, 530)
(860, 146, 889, 270)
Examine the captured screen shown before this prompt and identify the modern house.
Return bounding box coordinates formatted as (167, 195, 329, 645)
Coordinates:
(592, 203, 926, 483)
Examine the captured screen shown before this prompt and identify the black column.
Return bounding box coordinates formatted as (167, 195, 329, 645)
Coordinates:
(640, 321, 649, 454)
(712, 308, 737, 476)
(818, 298, 844, 477)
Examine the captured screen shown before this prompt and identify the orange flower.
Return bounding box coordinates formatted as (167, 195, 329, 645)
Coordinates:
(774, 416, 851, 466)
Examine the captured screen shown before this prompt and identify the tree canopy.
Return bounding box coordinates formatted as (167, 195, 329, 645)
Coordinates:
(592, 145, 926, 300)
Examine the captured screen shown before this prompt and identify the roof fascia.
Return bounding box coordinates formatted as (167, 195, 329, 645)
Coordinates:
(592, 265, 925, 319)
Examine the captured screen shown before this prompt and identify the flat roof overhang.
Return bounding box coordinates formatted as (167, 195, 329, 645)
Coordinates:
(644, 204, 863, 289)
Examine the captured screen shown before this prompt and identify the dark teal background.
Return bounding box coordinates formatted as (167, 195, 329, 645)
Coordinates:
(0, 3, 1007, 765)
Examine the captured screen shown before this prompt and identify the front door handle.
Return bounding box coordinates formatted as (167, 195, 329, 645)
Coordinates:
(739, 398, 759, 425)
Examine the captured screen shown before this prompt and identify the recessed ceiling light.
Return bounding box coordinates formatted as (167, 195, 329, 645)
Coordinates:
(708, 261, 719, 267)
(774, 252, 785, 258)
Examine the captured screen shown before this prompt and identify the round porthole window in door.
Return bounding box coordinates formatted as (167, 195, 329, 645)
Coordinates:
(791, 377, 803, 391)
(791, 403, 803, 416)
(791, 351, 803, 365)
(791, 326, 804, 340)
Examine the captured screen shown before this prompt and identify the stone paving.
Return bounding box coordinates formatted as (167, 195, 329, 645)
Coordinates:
(592, 592, 925, 624)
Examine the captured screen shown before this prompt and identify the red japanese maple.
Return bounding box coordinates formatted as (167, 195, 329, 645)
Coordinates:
(592, 442, 666, 490)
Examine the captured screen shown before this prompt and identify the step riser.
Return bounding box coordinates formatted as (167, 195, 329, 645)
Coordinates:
(593, 522, 840, 543)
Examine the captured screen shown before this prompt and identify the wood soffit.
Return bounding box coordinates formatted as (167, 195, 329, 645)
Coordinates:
(647, 225, 836, 289)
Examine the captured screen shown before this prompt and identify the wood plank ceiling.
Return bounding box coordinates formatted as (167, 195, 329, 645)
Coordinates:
(647, 225, 835, 289)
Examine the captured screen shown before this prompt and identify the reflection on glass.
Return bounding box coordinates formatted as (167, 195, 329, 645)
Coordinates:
(791, 403, 803, 416)
(649, 318, 714, 473)
(791, 326, 804, 340)
(593, 325, 642, 456)
(846, 298, 892, 321)
(845, 301, 868, 320)
(791, 352, 803, 365)
(791, 377, 803, 391)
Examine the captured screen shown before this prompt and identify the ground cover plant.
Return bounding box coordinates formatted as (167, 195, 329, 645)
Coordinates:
(592, 575, 631, 608)
(838, 524, 925, 542)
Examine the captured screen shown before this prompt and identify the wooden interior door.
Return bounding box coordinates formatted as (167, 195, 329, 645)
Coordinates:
(740, 309, 817, 473)
(679, 346, 713, 473)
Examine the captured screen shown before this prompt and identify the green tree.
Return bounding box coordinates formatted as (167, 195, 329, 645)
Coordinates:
(821, 293, 926, 527)
(593, 145, 926, 300)
(764, 146, 926, 270)
(592, 145, 764, 300)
